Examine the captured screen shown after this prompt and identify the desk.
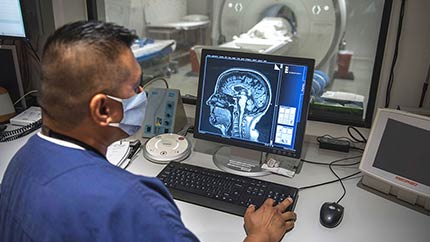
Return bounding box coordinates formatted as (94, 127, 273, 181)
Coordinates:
(0, 131, 429, 242)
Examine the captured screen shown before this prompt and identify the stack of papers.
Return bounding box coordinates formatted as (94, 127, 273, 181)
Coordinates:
(106, 140, 141, 169)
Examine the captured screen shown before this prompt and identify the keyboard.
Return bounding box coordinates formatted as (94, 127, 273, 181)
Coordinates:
(157, 161, 299, 216)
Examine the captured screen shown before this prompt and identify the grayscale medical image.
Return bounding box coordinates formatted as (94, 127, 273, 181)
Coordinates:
(206, 68, 272, 141)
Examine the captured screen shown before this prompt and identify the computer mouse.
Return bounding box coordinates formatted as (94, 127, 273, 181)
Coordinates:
(319, 202, 344, 228)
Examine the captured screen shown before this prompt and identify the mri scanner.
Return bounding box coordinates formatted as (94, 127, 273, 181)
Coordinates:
(214, 0, 347, 70)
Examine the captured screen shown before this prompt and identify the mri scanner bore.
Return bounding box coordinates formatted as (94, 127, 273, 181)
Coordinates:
(218, 0, 346, 70)
(206, 68, 271, 142)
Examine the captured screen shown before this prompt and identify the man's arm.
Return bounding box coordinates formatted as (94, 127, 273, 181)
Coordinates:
(243, 197, 297, 242)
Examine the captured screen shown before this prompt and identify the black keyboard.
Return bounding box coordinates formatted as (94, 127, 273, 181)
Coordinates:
(157, 161, 299, 216)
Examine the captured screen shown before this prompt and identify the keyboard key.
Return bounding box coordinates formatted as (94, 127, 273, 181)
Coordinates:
(157, 161, 299, 217)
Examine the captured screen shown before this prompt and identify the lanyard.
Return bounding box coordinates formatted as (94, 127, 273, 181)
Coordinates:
(42, 126, 105, 158)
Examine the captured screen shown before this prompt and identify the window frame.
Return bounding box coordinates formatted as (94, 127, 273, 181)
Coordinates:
(88, 0, 394, 128)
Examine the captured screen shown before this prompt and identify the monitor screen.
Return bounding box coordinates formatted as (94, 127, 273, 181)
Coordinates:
(194, 49, 314, 159)
(373, 119, 430, 186)
(0, 0, 26, 38)
(360, 109, 430, 197)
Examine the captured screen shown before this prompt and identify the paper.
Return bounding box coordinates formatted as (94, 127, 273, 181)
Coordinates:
(261, 157, 296, 178)
(106, 140, 130, 166)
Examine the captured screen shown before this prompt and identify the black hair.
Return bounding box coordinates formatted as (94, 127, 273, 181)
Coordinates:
(43, 20, 138, 60)
(39, 21, 139, 128)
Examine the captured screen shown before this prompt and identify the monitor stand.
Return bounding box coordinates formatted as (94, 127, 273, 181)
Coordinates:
(213, 146, 270, 177)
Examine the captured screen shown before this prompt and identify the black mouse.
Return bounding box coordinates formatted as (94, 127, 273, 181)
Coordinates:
(319, 202, 344, 228)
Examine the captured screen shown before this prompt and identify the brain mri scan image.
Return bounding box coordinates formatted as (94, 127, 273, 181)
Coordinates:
(206, 68, 272, 141)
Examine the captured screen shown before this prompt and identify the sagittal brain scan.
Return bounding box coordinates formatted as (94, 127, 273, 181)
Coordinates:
(196, 49, 314, 157)
(206, 68, 272, 141)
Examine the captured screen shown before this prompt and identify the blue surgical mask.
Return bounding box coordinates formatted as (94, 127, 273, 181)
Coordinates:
(107, 91, 147, 136)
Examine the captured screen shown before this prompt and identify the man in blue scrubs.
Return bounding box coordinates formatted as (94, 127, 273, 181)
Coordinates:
(0, 21, 296, 242)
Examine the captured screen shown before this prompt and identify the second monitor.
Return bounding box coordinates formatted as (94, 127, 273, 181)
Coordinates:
(194, 49, 314, 176)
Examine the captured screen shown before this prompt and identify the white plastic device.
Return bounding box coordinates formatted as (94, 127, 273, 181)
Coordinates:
(142, 88, 187, 138)
(143, 133, 191, 163)
(10, 106, 42, 126)
(359, 109, 430, 210)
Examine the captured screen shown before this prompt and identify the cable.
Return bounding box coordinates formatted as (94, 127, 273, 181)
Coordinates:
(142, 76, 169, 89)
(350, 147, 364, 152)
(346, 126, 367, 143)
(186, 125, 194, 134)
(299, 171, 362, 191)
(0, 119, 42, 142)
(177, 124, 192, 136)
(116, 140, 141, 169)
(299, 155, 363, 203)
(329, 159, 347, 203)
(385, 0, 406, 108)
(13, 90, 38, 106)
(25, 39, 41, 63)
(419, 64, 430, 108)
(301, 155, 361, 167)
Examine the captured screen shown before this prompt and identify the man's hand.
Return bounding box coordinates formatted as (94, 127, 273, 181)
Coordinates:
(243, 197, 297, 242)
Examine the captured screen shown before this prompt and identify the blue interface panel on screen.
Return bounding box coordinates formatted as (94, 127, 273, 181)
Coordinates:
(194, 49, 315, 159)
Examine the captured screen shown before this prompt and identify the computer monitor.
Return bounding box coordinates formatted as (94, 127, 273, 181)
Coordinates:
(360, 109, 430, 199)
(0, 45, 25, 109)
(0, 0, 26, 38)
(194, 49, 314, 176)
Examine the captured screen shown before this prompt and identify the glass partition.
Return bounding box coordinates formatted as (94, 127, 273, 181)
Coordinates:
(96, 0, 392, 127)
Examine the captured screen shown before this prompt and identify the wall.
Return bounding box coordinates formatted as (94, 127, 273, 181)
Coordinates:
(18, 0, 88, 93)
(104, 0, 145, 37)
(104, 0, 187, 37)
(52, 0, 87, 29)
(187, 0, 211, 16)
(344, 0, 385, 60)
(143, 0, 186, 25)
(375, 0, 430, 112)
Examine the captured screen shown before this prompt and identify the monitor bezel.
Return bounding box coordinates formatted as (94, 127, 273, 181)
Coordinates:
(0, 45, 26, 108)
(0, 0, 27, 39)
(359, 108, 430, 197)
(194, 48, 315, 159)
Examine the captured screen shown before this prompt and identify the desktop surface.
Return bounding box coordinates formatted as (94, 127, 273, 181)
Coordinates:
(129, 137, 430, 242)
(0, 132, 429, 242)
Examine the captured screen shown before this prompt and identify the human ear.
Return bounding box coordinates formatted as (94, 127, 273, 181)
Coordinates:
(89, 94, 122, 126)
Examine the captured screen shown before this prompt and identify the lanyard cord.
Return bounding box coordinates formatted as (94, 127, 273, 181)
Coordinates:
(42, 126, 105, 158)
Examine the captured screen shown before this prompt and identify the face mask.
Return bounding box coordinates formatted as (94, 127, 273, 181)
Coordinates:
(107, 91, 147, 136)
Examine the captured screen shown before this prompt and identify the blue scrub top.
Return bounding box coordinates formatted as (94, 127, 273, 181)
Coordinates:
(0, 134, 199, 242)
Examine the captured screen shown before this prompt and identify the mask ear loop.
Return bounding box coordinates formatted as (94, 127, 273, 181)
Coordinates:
(109, 123, 120, 127)
(106, 95, 122, 103)
(106, 95, 123, 127)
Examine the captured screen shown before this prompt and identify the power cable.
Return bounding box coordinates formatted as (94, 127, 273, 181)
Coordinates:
(299, 155, 363, 204)
(385, 0, 406, 108)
